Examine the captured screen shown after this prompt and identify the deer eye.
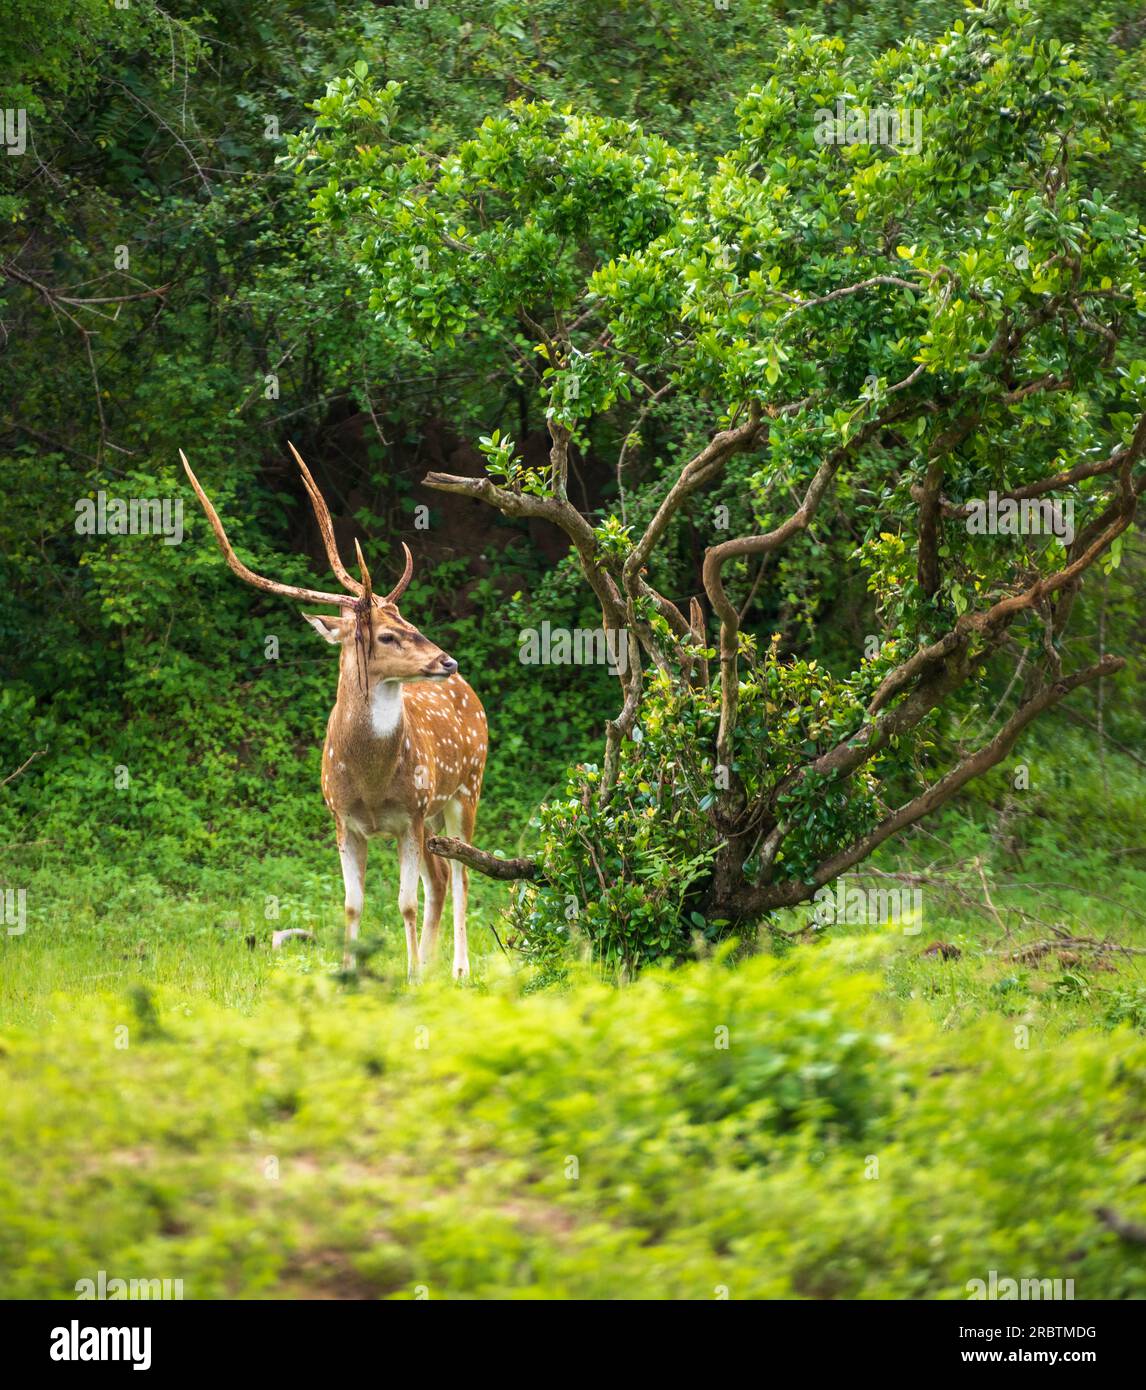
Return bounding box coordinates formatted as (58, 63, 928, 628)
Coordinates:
(378, 632, 398, 645)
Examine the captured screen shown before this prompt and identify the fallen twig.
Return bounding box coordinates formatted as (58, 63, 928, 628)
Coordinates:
(995, 936, 1146, 962)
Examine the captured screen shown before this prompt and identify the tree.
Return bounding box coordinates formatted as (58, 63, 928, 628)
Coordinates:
(295, 3, 1146, 968)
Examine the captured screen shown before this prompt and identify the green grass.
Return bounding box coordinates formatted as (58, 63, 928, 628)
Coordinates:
(5, 835, 1143, 1040)
(767, 855, 1146, 1044)
(0, 849, 511, 1028)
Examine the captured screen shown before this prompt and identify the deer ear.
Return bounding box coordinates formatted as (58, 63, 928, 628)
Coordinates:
(302, 612, 348, 644)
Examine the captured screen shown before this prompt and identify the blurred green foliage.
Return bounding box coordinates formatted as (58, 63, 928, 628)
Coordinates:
(1, 941, 1143, 1298)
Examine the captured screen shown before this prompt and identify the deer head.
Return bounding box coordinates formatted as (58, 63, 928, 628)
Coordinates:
(301, 603, 459, 692)
(179, 443, 455, 690)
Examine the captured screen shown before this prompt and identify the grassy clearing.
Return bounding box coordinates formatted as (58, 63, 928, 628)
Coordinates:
(0, 853, 509, 1028)
(5, 838, 1143, 1040)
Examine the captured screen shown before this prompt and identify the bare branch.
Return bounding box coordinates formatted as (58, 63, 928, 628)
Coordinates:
(748, 654, 1124, 914)
(622, 407, 765, 589)
(422, 466, 642, 797)
(548, 417, 571, 501)
(774, 273, 936, 328)
(1096, 1208, 1146, 1245)
(702, 408, 907, 772)
(915, 441, 1134, 519)
(917, 412, 979, 597)
(421, 469, 626, 625)
(1, 750, 46, 789)
(425, 835, 539, 881)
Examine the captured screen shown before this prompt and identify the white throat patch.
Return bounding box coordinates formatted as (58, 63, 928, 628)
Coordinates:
(370, 680, 404, 738)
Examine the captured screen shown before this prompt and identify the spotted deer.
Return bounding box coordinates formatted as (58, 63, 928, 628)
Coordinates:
(181, 445, 487, 980)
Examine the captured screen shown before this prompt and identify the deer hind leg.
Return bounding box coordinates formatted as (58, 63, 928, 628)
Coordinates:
(443, 797, 472, 980)
(417, 845, 448, 971)
(338, 825, 368, 971)
(398, 826, 422, 983)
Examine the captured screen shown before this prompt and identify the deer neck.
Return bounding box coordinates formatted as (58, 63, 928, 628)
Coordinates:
(331, 668, 407, 771)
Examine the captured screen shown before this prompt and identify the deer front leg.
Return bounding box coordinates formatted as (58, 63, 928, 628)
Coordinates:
(338, 826, 368, 971)
(398, 826, 421, 982)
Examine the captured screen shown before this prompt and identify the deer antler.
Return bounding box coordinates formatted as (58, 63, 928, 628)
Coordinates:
(353, 537, 374, 607)
(183, 447, 416, 609)
(383, 541, 413, 606)
(288, 442, 412, 605)
(181, 449, 354, 607)
(287, 441, 365, 599)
